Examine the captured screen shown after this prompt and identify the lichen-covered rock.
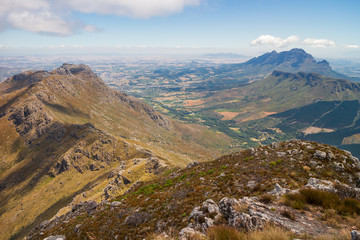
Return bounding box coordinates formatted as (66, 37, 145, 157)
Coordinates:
(305, 178, 334, 192)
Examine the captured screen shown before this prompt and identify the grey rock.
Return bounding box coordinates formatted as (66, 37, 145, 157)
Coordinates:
(327, 152, 335, 160)
(188, 206, 215, 232)
(314, 150, 327, 159)
(43, 236, 66, 240)
(268, 183, 290, 196)
(110, 201, 122, 207)
(352, 230, 360, 240)
(186, 161, 199, 168)
(270, 142, 279, 149)
(219, 197, 264, 231)
(179, 227, 206, 240)
(277, 152, 286, 157)
(201, 199, 220, 215)
(305, 178, 334, 192)
(247, 181, 258, 190)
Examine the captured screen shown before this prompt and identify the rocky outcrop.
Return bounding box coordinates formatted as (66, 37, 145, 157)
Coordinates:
(306, 177, 360, 199)
(268, 183, 290, 196)
(183, 189, 335, 237)
(43, 236, 66, 240)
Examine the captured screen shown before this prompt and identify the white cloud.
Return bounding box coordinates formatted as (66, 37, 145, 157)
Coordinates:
(0, 0, 201, 35)
(83, 25, 102, 33)
(345, 44, 359, 49)
(0, 44, 3, 48)
(302, 38, 336, 48)
(65, 0, 201, 18)
(7, 10, 73, 36)
(251, 35, 299, 48)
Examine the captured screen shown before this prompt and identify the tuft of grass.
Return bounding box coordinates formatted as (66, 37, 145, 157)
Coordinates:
(207, 225, 245, 240)
(284, 189, 360, 216)
(247, 224, 293, 240)
(281, 209, 295, 220)
(258, 194, 274, 204)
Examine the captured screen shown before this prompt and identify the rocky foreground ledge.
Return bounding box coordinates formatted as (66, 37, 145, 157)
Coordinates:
(27, 140, 360, 239)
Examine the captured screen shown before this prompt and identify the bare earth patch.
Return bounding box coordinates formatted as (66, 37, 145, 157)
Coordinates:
(239, 111, 277, 123)
(342, 133, 360, 145)
(303, 127, 334, 135)
(218, 111, 240, 120)
(183, 99, 205, 107)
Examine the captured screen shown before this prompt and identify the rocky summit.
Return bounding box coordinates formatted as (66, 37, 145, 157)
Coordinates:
(26, 140, 360, 240)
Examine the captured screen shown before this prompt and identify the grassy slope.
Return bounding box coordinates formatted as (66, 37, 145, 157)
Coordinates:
(28, 140, 360, 239)
(0, 65, 233, 240)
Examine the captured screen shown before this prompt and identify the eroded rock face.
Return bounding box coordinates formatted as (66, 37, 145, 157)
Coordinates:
(9, 101, 55, 142)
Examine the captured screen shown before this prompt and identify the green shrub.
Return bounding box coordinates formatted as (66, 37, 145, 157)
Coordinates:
(269, 161, 277, 167)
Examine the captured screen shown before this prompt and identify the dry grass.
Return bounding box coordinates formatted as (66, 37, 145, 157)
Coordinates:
(207, 225, 246, 240)
(314, 229, 350, 240)
(247, 224, 293, 240)
(207, 224, 293, 240)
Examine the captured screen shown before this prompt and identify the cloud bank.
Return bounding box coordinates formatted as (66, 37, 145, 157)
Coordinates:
(0, 0, 200, 35)
(251, 35, 338, 49)
(302, 38, 336, 48)
(345, 44, 359, 49)
(250, 35, 299, 48)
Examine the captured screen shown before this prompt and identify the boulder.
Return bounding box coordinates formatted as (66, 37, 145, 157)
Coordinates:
(43, 236, 66, 240)
(352, 230, 360, 240)
(314, 150, 326, 159)
(305, 178, 334, 192)
(268, 183, 290, 196)
(179, 227, 206, 240)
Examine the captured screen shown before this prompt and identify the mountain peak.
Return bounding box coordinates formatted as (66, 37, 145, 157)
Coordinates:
(289, 48, 307, 54)
(54, 63, 95, 76)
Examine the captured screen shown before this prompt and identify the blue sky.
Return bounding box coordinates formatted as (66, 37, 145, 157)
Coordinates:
(0, 0, 359, 58)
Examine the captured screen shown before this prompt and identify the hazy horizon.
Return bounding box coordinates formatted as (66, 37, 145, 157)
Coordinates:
(0, 0, 359, 59)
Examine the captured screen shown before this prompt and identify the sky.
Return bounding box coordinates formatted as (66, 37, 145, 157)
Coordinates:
(0, 0, 359, 58)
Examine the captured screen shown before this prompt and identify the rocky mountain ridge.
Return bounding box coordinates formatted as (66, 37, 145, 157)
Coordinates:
(0, 64, 232, 240)
(26, 140, 360, 239)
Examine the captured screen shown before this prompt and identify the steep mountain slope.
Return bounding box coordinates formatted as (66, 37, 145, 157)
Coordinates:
(202, 71, 360, 122)
(0, 64, 232, 239)
(183, 71, 360, 152)
(27, 140, 360, 239)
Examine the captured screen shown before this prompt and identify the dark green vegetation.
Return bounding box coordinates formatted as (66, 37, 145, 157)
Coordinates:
(28, 140, 360, 239)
